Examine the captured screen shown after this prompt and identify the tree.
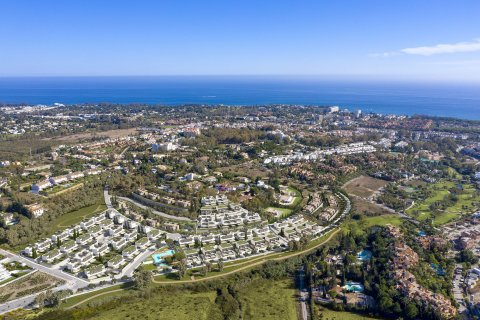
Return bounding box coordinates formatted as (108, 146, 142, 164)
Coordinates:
(205, 261, 212, 273)
(218, 259, 224, 272)
(405, 302, 419, 319)
(34, 292, 46, 309)
(328, 289, 337, 299)
(133, 270, 153, 289)
(177, 260, 187, 279)
(215, 287, 240, 319)
(202, 265, 208, 276)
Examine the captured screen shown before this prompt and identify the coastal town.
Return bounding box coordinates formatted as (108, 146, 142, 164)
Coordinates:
(0, 103, 480, 319)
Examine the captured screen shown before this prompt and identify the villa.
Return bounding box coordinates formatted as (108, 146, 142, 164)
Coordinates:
(107, 255, 125, 269)
(122, 245, 139, 259)
(41, 249, 62, 263)
(84, 264, 106, 279)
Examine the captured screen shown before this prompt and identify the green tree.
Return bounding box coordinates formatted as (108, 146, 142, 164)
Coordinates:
(133, 270, 153, 289)
(218, 259, 224, 272)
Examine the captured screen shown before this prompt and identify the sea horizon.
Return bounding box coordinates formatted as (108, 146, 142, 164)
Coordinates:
(0, 76, 479, 120)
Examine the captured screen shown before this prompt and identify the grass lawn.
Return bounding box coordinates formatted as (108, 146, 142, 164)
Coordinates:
(319, 308, 383, 320)
(406, 180, 480, 225)
(52, 196, 106, 230)
(265, 206, 292, 218)
(342, 214, 402, 237)
(62, 283, 133, 309)
(361, 214, 403, 227)
(239, 278, 297, 320)
(88, 290, 223, 320)
(288, 186, 302, 206)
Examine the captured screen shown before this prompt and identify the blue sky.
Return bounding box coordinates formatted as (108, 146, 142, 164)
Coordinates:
(1, 1, 480, 81)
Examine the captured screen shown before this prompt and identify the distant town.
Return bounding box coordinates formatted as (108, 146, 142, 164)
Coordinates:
(1, 103, 480, 319)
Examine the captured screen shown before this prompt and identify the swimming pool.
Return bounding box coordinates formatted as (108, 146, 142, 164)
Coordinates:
(356, 250, 372, 262)
(152, 250, 175, 266)
(343, 282, 364, 293)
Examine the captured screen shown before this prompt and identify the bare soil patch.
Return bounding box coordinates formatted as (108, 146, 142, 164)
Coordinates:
(0, 271, 64, 303)
(344, 175, 388, 198)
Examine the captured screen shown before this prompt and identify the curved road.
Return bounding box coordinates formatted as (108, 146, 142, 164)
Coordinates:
(117, 196, 192, 221)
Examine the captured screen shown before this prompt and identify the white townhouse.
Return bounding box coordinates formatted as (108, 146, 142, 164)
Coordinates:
(31, 179, 53, 193)
(49, 175, 69, 185)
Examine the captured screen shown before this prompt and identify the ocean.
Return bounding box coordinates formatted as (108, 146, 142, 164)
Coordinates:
(0, 76, 479, 120)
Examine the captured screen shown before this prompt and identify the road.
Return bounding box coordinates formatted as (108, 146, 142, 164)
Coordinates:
(452, 264, 466, 313)
(120, 247, 155, 278)
(0, 249, 88, 315)
(118, 196, 192, 221)
(297, 267, 308, 320)
(0, 248, 90, 315)
(105, 187, 191, 222)
(0, 249, 89, 288)
(104, 188, 113, 209)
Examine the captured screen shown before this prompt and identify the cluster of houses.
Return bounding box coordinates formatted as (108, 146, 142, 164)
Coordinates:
(263, 142, 376, 165)
(198, 195, 262, 229)
(30, 168, 102, 193)
(23, 209, 163, 280)
(180, 212, 324, 268)
(137, 188, 191, 208)
(152, 142, 179, 152)
(385, 225, 457, 319)
(303, 192, 323, 214)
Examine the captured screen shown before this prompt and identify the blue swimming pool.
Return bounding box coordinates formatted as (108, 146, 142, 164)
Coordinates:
(343, 282, 364, 293)
(357, 250, 372, 262)
(152, 250, 175, 266)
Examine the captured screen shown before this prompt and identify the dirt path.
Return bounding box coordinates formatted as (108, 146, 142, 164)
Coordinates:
(65, 288, 125, 310)
(48, 183, 84, 198)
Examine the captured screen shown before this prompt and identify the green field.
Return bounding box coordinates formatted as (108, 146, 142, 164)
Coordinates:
(67, 278, 297, 320)
(62, 283, 132, 309)
(265, 206, 292, 218)
(342, 214, 403, 237)
(51, 196, 106, 231)
(361, 214, 402, 227)
(406, 180, 480, 225)
(89, 290, 223, 320)
(239, 278, 297, 320)
(319, 308, 383, 320)
(288, 186, 302, 207)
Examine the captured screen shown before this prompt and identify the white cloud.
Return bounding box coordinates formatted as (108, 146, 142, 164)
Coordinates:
(401, 39, 480, 56)
(371, 38, 480, 58)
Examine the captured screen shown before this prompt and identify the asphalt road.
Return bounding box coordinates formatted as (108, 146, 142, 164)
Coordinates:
(118, 196, 192, 221)
(298, 267, 308, 320)
(0, 249, 89, 288)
